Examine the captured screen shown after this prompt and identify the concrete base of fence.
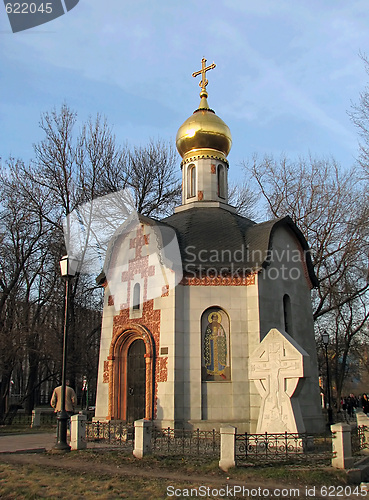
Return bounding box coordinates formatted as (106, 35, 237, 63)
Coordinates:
(219, 426, 236, 472)
(347, 457, 369, 484)
(31, 409, 41, 428)
(133, 419, 152, 459)
(357, 410, 369, 419)
(331, 422, 355, 469)
(346, 468, 363, 485)
(70, 413, 87, 450)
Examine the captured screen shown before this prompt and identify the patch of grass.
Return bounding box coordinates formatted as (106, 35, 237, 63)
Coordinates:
(0, 452, 351, 500)
(70, 449, 222, 474)
(0, 462, 178, 500)
(229, 464, 348, 486)
(64, 449, 348, 487)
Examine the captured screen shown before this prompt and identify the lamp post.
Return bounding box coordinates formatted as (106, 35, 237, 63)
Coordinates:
(54, 255, 79, 451)
(322, 331, 334, 427)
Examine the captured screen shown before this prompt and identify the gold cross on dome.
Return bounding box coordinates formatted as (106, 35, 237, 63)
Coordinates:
(192, 57, 216, 91)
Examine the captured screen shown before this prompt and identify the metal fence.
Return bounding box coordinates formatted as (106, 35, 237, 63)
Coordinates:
(85, 422, 220, 458)
(85, 421, 134, 450)
(1, 411, 57, 426)
(235, 431, 333, 465)
(355, 425, 369, 453)
(152, 427, 220, 457)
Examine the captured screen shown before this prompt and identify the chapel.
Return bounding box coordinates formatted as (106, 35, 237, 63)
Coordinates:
(94, 59, 324, 433)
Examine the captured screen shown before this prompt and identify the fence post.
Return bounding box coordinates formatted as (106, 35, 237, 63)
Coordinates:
(70, 413, 87, 450)
(31, 408, 41, 428)
(133, 419, 152, 459)
(356, 410, 369, 425)
(331, 423, 355, 469)
(219, 425, 236, 471)
(356, 411, 369, 449)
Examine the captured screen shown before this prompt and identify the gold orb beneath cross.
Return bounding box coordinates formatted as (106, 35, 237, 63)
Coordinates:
(176, 105, 232, 161)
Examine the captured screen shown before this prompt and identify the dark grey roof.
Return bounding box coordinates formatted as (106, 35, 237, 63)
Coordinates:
(162, 207, 318, 287)
(163, 207, 254, 267)
(246, 216, 318, 286)
(97, 206, 318, 288)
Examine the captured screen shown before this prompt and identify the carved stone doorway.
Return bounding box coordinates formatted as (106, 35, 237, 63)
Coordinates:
(109, 325, 154, 421)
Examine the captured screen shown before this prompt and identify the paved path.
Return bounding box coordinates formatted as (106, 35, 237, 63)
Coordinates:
(0, 432, 128, 454)
(0, 432, 57, 453)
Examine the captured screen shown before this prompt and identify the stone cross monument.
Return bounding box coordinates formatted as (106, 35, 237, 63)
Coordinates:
(249, 328, 310, 434)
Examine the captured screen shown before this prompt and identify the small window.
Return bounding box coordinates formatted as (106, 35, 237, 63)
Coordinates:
(217, 165, 225, 198)
(283, 294, 292, 335)
(187, 164, 196, 198)
(133, 283, 140, 310)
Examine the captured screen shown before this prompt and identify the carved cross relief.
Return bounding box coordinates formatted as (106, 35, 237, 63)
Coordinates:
(250, 329, 310, 434)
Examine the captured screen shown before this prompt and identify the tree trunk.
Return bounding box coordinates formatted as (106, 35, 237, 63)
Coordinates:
(24, 361, 39, 415)
(0, 373, 11, 422)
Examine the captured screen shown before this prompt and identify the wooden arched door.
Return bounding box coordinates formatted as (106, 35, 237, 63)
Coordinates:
(126, 339, 146, 422)
(110, 325, 154, 422)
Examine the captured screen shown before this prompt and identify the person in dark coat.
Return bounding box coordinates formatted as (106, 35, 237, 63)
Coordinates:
(361, 394, 369, 415)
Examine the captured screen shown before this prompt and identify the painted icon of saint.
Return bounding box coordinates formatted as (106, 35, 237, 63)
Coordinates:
(204, 311, 227, 379)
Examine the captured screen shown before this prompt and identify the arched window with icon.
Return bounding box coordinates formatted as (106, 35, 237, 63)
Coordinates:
(201, 307, 230, 381)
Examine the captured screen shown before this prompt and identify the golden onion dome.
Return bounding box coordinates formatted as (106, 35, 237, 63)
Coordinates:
(176, 59, 232, 163)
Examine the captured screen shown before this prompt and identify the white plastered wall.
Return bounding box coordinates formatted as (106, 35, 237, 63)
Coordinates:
(256, 226, 324, 433)
(172, 277, 260, 431)
(94, 221, 179, 423)
(182, 158, 229, 204)
(94, 284, 115, 421)
(153, 284, 176, 427)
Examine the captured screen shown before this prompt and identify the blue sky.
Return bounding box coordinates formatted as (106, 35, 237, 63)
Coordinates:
(1, 0, 368, 183)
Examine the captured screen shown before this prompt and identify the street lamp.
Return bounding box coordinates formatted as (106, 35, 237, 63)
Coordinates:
(54, 255, 79, 451)
(322, 331, 334, 427)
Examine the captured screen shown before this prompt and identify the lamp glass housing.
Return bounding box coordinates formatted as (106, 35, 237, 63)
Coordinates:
(59, 255, 79, 277)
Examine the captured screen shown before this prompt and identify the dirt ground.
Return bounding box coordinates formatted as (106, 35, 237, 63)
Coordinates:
(1, 450, 286, 488)
(0, 450, 363, 500)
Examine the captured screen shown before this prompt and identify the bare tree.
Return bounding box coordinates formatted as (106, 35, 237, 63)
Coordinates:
(228, 180, 258, 219)
(0, 159, 54, 419)
(27, 105, 117, 393)
(244, 154, 369, 403)
(22, 105, 181, 403)
(0, 103, 211, 414)
(349, 53, 369, 179)
(103, 139, 181, 217)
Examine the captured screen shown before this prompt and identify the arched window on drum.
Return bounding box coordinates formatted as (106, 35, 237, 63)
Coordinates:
(217, 165, 225, 199)
(187, 164, 196, 198)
